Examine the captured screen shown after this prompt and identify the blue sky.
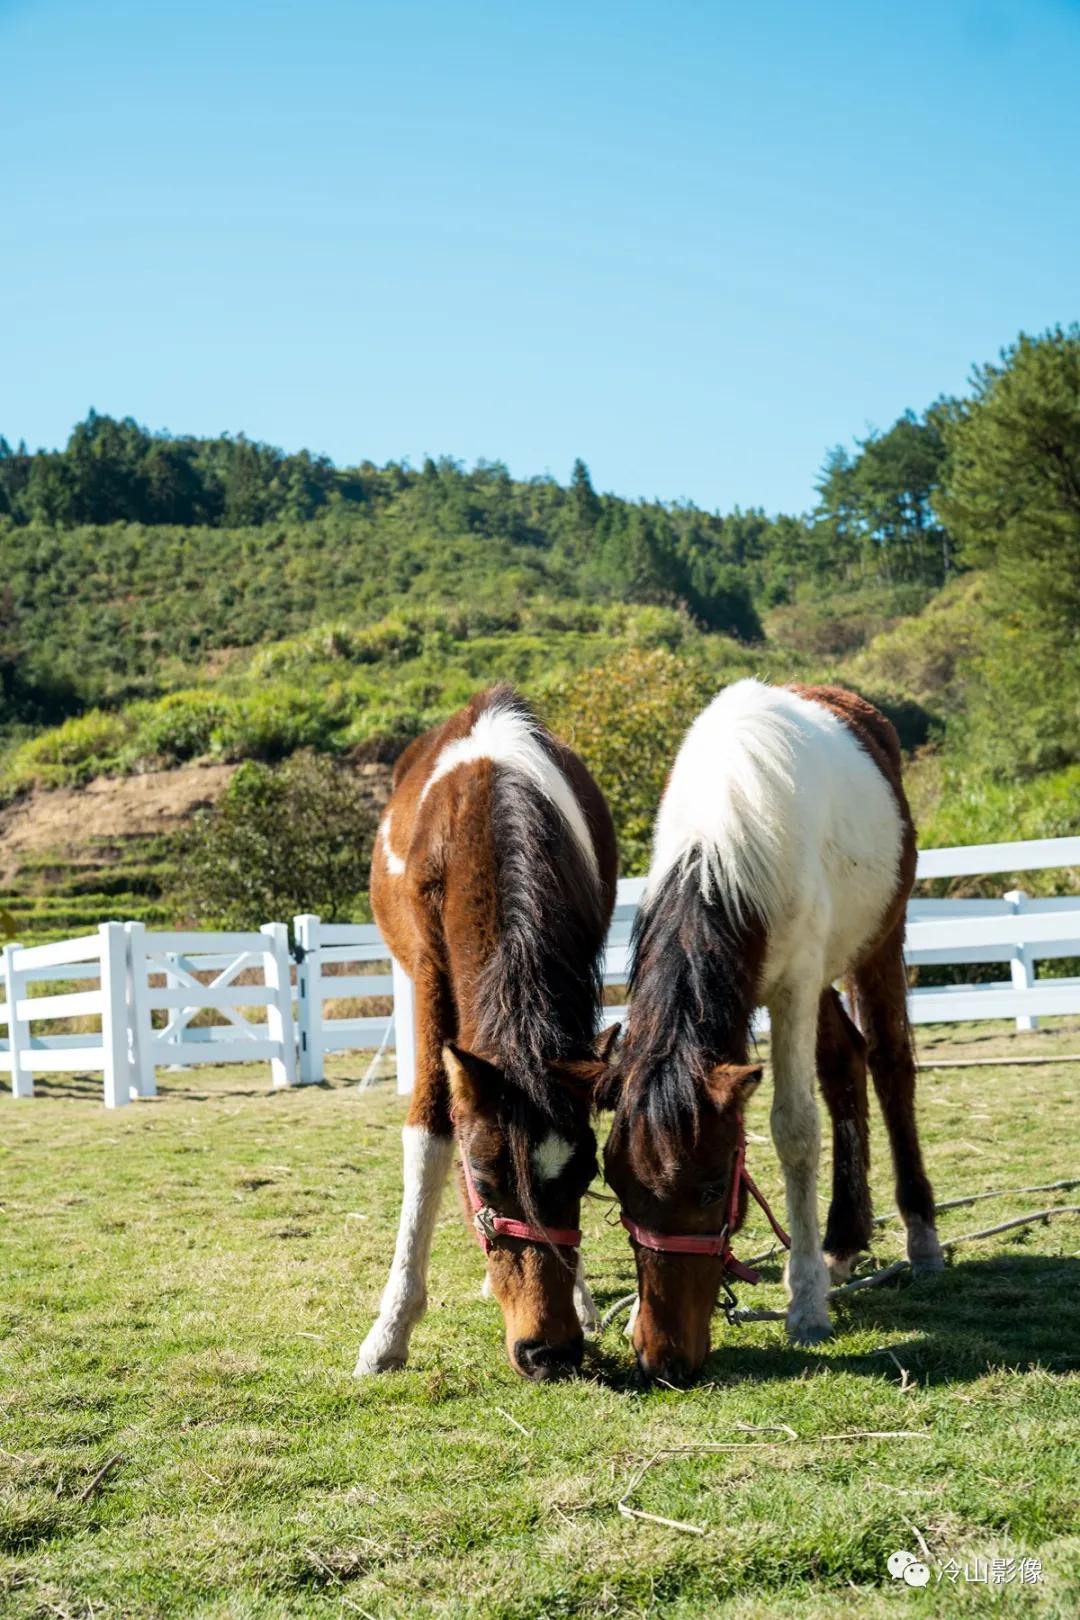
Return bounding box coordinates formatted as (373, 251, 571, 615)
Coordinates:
(2, 0, 1078, 513)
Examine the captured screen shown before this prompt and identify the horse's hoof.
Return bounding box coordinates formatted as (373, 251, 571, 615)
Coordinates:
(353, 1329, 409, 1376)
(906, 1216, 945, 1275)
(353, 1351, 407, 1377)
(824, 1250, 860, 1286)
(787, 1317, 833, 1347)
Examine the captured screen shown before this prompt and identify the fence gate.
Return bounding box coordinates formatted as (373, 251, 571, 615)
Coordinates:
(126, 923, 297, 1097)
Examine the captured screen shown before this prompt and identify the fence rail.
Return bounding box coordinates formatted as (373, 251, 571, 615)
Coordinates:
(2, 836, 1078, 1106)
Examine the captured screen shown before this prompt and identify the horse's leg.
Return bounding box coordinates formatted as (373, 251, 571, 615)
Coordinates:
(769, 980, 833, 1344)
(354, 960, 455, 1375)
(817, 986, 873, 1285)
(853, 926, 944, 1274)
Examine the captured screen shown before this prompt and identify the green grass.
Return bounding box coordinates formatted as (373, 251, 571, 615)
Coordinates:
(2, 1023, 1079, 1617)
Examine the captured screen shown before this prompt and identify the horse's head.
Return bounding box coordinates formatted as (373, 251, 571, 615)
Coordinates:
(443, 1025, 618, 1381)
(601, 1058, 763, 1383)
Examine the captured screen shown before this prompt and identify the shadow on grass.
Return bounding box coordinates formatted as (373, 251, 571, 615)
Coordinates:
(20, 1074, 283, 1102)
(590, 1255, 1080, 1391)
(25, 1073, 109, 1101)
(20, 1074, 346, 1103)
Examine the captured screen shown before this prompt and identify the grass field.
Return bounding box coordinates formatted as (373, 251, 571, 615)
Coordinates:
(2, 1022, 1078, 1618)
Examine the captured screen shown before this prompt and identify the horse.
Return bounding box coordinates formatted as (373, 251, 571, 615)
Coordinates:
(600, 679, 944, 1383)
(353, 685, 618, 1382)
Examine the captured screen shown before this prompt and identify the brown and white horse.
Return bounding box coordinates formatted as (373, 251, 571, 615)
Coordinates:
(601, 680, 943, 1383)
(354, 685, 617, 1381)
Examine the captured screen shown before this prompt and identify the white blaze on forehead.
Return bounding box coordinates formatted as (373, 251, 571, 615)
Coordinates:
(419, 702, 598, 877)
(380, 812, 406, 876)
(532, 1130, 574, 1183)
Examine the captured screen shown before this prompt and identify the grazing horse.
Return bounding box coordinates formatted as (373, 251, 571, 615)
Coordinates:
(601, 679, 943, 1382)
(354, 686, 617, 1381)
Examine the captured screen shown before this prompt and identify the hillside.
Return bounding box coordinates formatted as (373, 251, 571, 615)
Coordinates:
(2, 324, 1078, 938)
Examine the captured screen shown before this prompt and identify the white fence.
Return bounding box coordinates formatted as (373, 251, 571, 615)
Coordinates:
(294, 913, 412, 1087)
(0, 924, 132, 1107)
(292, 836, 1080, 1097)
(2, 837, 1079, 1107)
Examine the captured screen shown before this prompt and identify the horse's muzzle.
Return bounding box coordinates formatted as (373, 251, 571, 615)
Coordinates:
(636, 1348, 695, 1387)
(512, 1334, 584, 1381)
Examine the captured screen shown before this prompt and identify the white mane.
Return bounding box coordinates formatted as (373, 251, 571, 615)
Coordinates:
(646, 679, 901, 941)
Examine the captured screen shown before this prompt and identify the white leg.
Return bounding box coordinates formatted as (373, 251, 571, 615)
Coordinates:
(480, 1270, 494, 1300)
(573, 1253, 600, 1335)
(354, 1126, 453, 1375)
(769, 986, 832, 1346)
(625, 1296, 640, 1341)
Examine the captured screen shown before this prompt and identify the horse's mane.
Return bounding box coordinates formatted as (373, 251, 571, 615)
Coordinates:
(612, 866, 764, 1179)
(466, 689, 607, 1216)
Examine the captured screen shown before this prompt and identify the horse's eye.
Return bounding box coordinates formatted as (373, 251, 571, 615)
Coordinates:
(698, 1181, 726, 1207)
(472, 1167, 499, 1200)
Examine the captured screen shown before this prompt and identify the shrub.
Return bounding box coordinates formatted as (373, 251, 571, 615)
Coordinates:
(5, 708, 133, 788)
(128, 689, 227, 766)
(848, 575, 985, 713)
(765, 583, 933, 660)
(541, 648, 716, 873)
(173, 749, 378, 928)
(209, 686, 340, 761)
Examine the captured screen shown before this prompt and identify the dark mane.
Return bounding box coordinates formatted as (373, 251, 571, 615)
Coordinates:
(471, 688, 608, 1128)
(615, 864, 765, 1174)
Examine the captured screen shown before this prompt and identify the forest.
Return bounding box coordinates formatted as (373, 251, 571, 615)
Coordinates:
(1, 324, 1078, 931)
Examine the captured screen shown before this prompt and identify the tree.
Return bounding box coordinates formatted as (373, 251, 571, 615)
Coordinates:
(813, 410, 952, 589)
(570, 458, 601, 530)
(936, 326, 1080, 771)
(174, 750, 377, 928)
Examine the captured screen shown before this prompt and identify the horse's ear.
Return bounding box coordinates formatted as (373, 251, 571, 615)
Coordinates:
(552, 1024, 622, 1105)
(443, 1044, 502, 1115)
(705, 1063, 763, 1109)
(550, 1057, 606, 1104)
(594, 1022, 621, 1061)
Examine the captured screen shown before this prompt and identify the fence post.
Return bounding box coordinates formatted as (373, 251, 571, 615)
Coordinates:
(163, 950, 186, 1069)
(125, 922, 157, 1097)
(100, 922, 131, 1109)
(3, 943, 33, 1099)
(391, 956, 416, 1096)
(294, 914, 324, 1084)
(1004, 889, 1037, 1033)
(262, 922, 299, 1089)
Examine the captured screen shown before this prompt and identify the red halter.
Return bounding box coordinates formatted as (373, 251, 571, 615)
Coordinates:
(459, 1147, 582, 1254)
(619, 1119, 790, 1284)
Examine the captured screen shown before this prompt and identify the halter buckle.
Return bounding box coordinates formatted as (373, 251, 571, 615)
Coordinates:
(474, 1205, 499, 1244)
(719, 1275, 741, 1325)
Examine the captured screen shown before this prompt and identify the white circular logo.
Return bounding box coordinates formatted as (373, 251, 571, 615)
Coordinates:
(887, 1550, 916, 1578)
(903, 1561, 931, 1588)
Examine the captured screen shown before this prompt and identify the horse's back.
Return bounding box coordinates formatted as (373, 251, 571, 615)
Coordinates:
(649, 679, 909, 989)
(371, 686, 615, 978)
